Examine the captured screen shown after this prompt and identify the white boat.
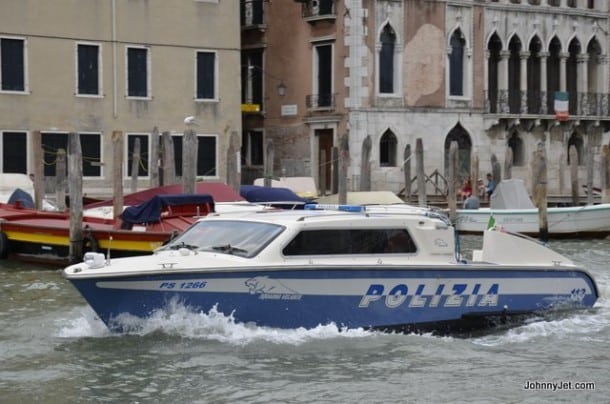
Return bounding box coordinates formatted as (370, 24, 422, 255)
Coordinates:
(455, 179, 610, 237)
(63, 204, 598, 335)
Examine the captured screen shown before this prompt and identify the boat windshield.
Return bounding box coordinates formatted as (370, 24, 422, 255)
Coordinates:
(163, 220, 285, 258)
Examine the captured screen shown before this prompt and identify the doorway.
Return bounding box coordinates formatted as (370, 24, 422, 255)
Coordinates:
(317, 129, 333, 194)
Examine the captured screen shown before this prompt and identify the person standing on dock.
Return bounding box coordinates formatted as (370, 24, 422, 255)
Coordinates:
(485, 173, 495, 200)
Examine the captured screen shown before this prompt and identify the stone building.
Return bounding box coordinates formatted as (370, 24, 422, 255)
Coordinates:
(241, 0, 610, 196)
(0, 0, 241, 197)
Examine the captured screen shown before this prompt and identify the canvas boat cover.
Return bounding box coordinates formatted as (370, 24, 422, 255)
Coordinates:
(86, 182, 243, 209)
(489, 179, 535, 209)
(121, 194, 214, 224)
(7, 188, 34, 208)
(240, 185, 309, 209)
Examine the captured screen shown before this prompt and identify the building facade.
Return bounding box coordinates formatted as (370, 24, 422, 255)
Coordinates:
(0, 0, 241, 196)
(241, 0, 610, 196)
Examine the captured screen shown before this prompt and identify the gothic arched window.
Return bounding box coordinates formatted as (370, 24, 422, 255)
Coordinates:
(380, 130, 397, 167)
(508, 132, 525, 166)
(379, 24, 396, 94)
(449, 29, 466, 96)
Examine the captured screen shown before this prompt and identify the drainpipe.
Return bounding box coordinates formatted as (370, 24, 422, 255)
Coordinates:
(112, 0, 118, 118)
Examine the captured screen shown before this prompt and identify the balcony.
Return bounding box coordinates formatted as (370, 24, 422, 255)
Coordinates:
(306, 93, 336, 111)
(300, 0, 336, 24)
(240, 0, 266, 30)
(484, 91, 610, 118)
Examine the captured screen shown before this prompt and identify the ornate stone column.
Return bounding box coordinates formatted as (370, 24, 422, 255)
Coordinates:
(559, 52, 569, 92)
(539, 51, 549, 114)
(577, 54, 589, 115)
(499, 50, 511, 113)
(520, 51, 530, 114)
(484, 50, 490, 112)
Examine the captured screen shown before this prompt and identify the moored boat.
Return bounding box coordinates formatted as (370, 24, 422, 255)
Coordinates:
(455, 179, 610, 237)
(0, 194, 215, 264)
(63, 205, 599, 334)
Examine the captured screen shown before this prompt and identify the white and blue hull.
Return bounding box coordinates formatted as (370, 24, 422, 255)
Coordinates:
(455, 204, 610, 236)
(67, 266, 598, 333)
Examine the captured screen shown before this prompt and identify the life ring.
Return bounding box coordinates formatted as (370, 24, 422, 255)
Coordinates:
(0, 231, 9, 259)
(83, 234, 99, 253)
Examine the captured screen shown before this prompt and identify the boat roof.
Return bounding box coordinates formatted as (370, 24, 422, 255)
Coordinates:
(316, 191, 404, 205)
(205, 204, 449, 228)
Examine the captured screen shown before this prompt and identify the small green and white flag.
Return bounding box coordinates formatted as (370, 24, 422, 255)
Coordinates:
(487, 215, 496, 230)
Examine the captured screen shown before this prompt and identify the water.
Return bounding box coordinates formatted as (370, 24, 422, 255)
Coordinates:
(1, 236, 608, 403)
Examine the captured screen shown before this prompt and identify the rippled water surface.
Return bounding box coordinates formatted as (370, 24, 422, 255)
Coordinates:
(1, 236, 608, 403)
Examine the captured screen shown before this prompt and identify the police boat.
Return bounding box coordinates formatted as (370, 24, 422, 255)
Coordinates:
(63, 204, 598, 334)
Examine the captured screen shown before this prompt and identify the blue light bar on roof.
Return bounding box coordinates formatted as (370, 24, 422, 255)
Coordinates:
(304, 204, 364, 212)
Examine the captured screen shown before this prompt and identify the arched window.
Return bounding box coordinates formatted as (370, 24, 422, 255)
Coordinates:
(449, 29, 466, 96)
(379, 24, 396, 94)
(567, 39, 581, 115)
(444, 124, 472, 180)
(508, 132, 525, 166)
(487, 33, 502, 113)
(567, 133, 583, 166)
(508, 36, 522, 113)
(527, 36, 542, 114)
(547, 37, 561, 113)
(587, 38, 602, 102)
(380, 130, 397, 167)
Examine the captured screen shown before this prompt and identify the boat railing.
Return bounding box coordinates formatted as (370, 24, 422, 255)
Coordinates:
(301, 203, 452, 226)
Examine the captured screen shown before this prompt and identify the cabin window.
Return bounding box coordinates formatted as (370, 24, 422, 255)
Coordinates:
(126, 46, 149, 98)
(1, 131, 27, 173)
(196, 51, 216, 100)
(1, 37, 26, 92)
(168, 220, 284, 258)
(283, 228, 416, 256)
(172, 134, 218, 177)
(77, 43, 100, 95)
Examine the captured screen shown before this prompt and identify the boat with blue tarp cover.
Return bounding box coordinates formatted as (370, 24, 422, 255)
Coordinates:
(0, 193, 215, 264)
(63, 204, 598, 334)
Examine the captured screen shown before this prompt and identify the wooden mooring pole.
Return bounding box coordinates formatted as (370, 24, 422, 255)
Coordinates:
(112, 131, 124, 221)
(415, 138, 426, 207)
(447, 141, 458, 222)
(182, 128, 198, 194)
(403, 144, 411, 201)
(338, 133, 349, 205)
(532, 146, 548, 241)
(569, 145, 579, 206)
(68, 132, 83, 264)
(602, 144, 610, 204)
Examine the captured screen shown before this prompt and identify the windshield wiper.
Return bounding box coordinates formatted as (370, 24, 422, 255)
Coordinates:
(169, 241, 199, 251)
(210, 244, 248, 255)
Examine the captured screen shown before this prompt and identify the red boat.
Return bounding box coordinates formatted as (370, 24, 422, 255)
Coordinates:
(0, 182, 243, 265)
